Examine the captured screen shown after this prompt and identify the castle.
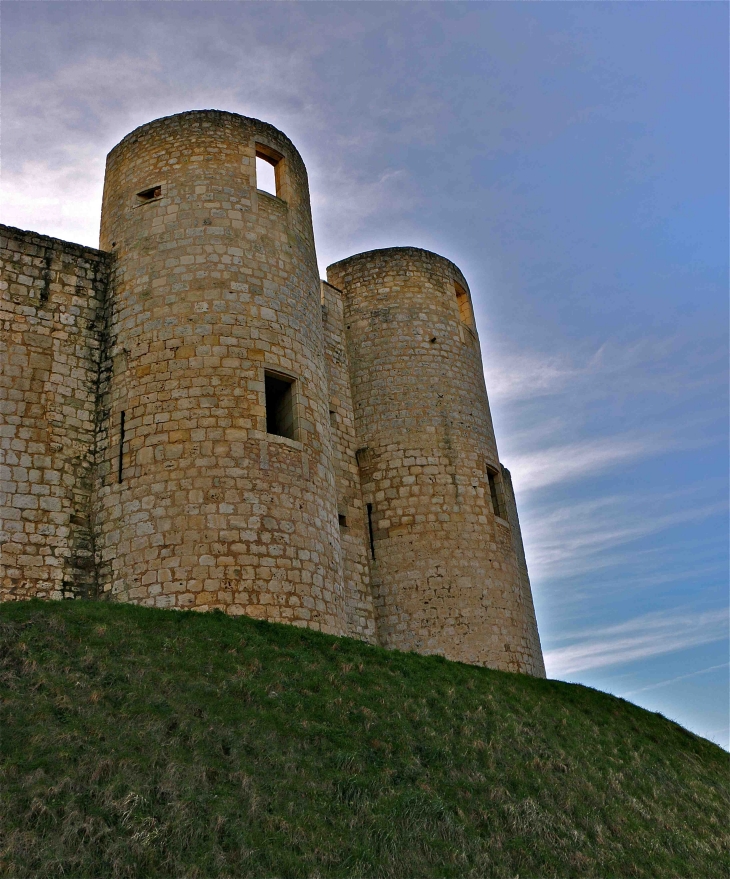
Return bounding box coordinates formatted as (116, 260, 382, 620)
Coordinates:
(0, 110, 544, 677)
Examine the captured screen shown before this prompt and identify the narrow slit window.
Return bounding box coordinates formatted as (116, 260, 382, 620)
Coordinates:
(264, 372, 296, 440)
(366, 503, 376, 559)
(118, 411, 126, 484)
(454, 282, 475, 330)
(487, 467, 506, 520)
(137, 185, 162, 203)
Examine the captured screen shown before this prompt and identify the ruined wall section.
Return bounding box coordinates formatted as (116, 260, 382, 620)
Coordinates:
(97, 111, 346, 634)
(328, 247, 545, 676)
(320, 280, 377, 643)
(0, 226, 110, 601)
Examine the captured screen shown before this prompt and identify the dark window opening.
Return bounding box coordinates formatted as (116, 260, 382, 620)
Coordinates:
(356, 446, 374, 469)
(487, 468, 506, 520)
(455, 281, 475, 329)
(265, 372, 296, 439)
(137, 186, 162, 203)
(366, 503, 375, 559)
(329, 409, 337, 427)
(255, 144, 285, 199)
(118, 411, 126, 484)
(338, 513, 348, 528)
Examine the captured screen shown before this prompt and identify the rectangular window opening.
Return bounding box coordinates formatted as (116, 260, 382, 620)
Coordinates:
(255, 144, 285, 198)
(255, 156, 277, 196)
(487, 467, 507, 520)
(264, 372, 296, 440)
(137, 185, 162, 203)
(455, 282, 475, 330)
(338, 513, 348, 528)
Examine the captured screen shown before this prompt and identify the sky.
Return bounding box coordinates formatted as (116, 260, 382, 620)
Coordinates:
(1, 1, 727, 748)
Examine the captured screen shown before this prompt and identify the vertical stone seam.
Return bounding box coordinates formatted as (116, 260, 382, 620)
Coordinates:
(90, 251, 115, 600)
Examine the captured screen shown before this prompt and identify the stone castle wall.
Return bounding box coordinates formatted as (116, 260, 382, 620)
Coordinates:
(0, 227, 110, 601)
(320, 280, 377, 643)
(0, 110, 544, 676)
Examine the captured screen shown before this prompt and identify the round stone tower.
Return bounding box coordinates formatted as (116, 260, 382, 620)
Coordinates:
(327, 247, 544, 675)
(97, 110, 346, 634)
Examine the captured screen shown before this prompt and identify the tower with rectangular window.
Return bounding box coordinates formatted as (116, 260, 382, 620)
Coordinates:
(1, 110, 544, 678)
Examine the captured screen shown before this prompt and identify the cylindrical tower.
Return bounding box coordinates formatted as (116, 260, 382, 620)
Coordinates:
(96, 110, 346, 634)
(327, 247, 544, 675)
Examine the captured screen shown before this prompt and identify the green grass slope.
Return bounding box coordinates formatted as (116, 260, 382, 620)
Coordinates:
(1, 601, 727, 879)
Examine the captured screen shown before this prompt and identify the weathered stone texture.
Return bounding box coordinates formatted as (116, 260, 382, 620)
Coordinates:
(0, 227, 110, 601)
(320, 281, 377, 643)
(96, 111, 346, 635)
(0, 110, 544, 676)
(501, 465, 544, 676)
(327, 248, 544, 676)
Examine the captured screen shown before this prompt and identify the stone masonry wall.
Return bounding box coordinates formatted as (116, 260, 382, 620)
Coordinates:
(320, 280, 377, 643)
(328, 247, 545, 676)
(0, 111, 545, 677)
(0, 226, 110, 601)
(95, 111, 347, 634)
(501, 466, 545, 677)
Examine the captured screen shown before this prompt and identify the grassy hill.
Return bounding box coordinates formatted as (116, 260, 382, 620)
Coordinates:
(1, 601, 727, 878)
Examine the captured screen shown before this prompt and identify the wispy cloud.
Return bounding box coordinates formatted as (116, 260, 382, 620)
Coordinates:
(624, 662, 729, 697)
(522, 489, 727, 583)
(310, 166, 421, 262)
(1, 54, 241, 246)
(507, 435, 663, 492)
(484, 336, 726, 410)
(545, 607, 728, 678)
(484, 349, 583, 405)
(484, 337, 727, 496)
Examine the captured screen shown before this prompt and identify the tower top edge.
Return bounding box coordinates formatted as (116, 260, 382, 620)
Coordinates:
(327, 246, 468, 285)
(107, 109, 299, 160)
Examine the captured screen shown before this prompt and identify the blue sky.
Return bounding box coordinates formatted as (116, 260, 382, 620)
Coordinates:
(2, 1, 727, 747)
